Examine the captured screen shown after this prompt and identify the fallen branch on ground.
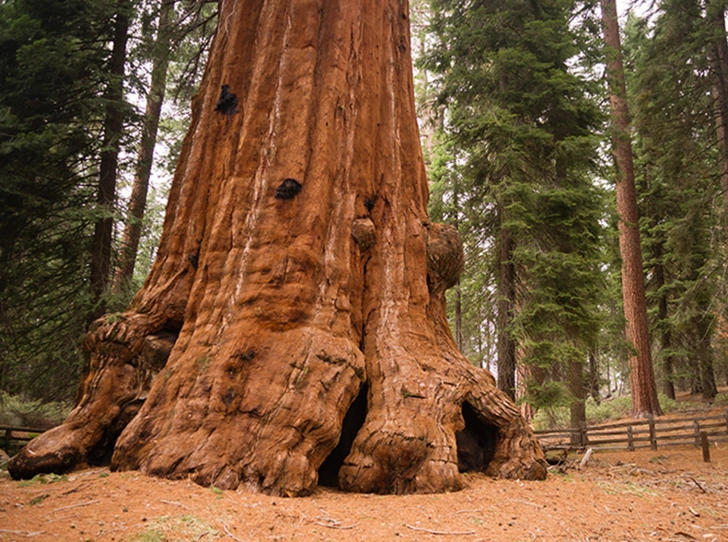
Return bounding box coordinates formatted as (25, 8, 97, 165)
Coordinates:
(53, 499, 100, 512)
(405, 524, 476, 536)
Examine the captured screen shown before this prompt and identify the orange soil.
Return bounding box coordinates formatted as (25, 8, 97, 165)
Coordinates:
(1, 445, 726, 542)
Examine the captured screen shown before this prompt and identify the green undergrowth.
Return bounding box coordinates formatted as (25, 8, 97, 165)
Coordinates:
(126, 515, 221, 542)
(19, 473, 68, 486)
(532, 393, 707, 431)
(0, 391, 71, 429)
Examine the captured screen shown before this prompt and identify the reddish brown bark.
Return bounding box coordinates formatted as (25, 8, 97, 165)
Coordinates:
(9, 0, 546, 495)
(708, 1, 728, 236)
(600, 0, 662, 417)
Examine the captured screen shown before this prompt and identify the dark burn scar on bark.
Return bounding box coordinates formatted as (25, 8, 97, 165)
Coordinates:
(215, 84, 238, 115)
(275, 178, 302, 199)
(364, 195, 377, 213)
(234, 349, 256, 361)
(222, 387, 236, 406)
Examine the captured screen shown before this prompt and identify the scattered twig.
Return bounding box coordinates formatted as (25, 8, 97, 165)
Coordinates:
(510, 499, 541, 508)
(313, 520, 359, 530)
(53, 499, 100, 512)
(221, 521, 246, 542)
(406, 524, 476, 536)
(60, 483, 92, 496)
(43, 514, 78, 524)
(450, 509, 483, 515)
(685, 475, 707, 493)
(161, 499, 190, 509)
(196, 532, 210, 541)
(579, 448, 593, 468)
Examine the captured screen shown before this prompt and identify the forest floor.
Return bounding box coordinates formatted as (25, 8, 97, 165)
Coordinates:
(1, 399, 727, 541)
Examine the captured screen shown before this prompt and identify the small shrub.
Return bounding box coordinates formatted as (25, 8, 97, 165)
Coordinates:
(127, 530, 167, 542)
(585, 396, 632, 424)
(0, 392, 71, 428)
(532, 391, 718, 431)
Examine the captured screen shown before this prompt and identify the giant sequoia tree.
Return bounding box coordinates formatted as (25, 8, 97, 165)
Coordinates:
(9, 0, 546, 495)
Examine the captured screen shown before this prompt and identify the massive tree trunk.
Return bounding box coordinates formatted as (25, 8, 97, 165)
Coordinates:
(600, 0, 662, 417)
(8, 0, 546, 495)
(113, 0, 175, 294)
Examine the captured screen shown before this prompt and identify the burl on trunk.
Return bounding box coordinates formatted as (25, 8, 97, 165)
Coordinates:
(9, 0, 546, 495)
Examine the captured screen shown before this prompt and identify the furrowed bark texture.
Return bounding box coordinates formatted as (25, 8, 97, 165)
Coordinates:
(9, 0, 546, 495)
(600, 0, 661, 418)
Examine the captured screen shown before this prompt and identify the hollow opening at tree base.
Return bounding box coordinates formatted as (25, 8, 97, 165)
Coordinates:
(456, 402, 498, 473)
(317, 383, 368, 487)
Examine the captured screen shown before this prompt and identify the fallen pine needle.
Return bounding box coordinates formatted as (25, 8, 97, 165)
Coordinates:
(406, 524, 476, 536)
(161, 499, 190, 509)
(450, 509, 482, 515)
(313, 520, 359, 530)
(510, 499, 541, 508)
(685, 476, 707, 494)
(221, 521, 246, 542)
(672, 532, 697, 540)
(53, 499, 100, 512)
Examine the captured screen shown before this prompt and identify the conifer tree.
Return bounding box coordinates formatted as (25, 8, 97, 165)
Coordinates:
(423, 0, 605, 418)
(600, 0, 662, 417)
(0, 0, 130, 400)
(625, 3, 721, 400)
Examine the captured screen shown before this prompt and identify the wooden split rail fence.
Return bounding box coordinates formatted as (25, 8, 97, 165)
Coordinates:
(1, 425, 47, 452)
(535, 409, 728, 452)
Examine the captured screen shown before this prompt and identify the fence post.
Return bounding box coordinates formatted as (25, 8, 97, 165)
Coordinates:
(579, 422, 588, 448)
(648, 414, 657, 450)
(3, 428, 11, 452)
(701, 431, 711, 462)
(627, 425, 634, 451)
(724, 408, 728, 437)
(693, 420, 701, 447)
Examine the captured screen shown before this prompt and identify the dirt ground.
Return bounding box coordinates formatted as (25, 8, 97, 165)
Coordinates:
(0, 443, 726, 542)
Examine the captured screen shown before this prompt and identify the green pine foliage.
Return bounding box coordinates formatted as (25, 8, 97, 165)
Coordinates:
(421, 0, 607, 410)
(0, 0, 123, 401)
(624, 3, 724, 398)
(0, 0, 216, 403)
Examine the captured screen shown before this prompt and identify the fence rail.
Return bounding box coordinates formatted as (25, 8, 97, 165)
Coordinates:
(535, 408, 728, 452)
(1, 425, 48, 451)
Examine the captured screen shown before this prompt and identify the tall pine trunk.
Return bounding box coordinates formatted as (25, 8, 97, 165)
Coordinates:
(89, 6, 130, 317)
(600, 0, 662, 417)
(113, 0, 175, 293)
(568, 359, 586, 446)
(9, 0, 546, 495)
(708, 1, 728, 235)
(653, 242, 676, 400)
(497, 215, 517, 401)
